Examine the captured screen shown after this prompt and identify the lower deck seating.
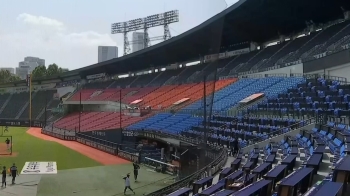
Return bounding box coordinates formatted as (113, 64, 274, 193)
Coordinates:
(179, 124, 346, 196)
(53, 112, 148, 132)
(126, 113, 202, 134)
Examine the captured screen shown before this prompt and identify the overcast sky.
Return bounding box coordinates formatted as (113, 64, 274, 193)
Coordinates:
(0, 0, 239, 70)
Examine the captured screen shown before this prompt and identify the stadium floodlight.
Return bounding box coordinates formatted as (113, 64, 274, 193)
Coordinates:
(111, 10, 179, 55)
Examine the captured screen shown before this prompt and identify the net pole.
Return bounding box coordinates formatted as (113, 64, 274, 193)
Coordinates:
(203, 75, 207, 144)
(44, 93, 47, 127)
(10, 136, 12, 155)
(78, 91, 81, 132)
(119, 88, 122, 129)
(29, 74, 32, 127)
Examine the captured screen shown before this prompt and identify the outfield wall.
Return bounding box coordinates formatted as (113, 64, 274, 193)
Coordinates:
(80, 129, 123, 144)
(0, 119, 44, 127)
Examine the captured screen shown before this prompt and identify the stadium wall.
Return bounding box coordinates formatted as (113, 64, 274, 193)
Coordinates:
(305, 61, 350, 82)
(240, 63, 304, 77)
(0, 119, 44, 127)
(0, 83, 56, 93)
(56, 86, 75, 98)
(64, 101, 127, 112)
(304, 49, 350, 80)
(79, 129, 123, 144)
(80, 104, 124, 112)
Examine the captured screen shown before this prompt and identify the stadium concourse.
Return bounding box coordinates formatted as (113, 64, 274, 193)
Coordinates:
(1, 0, 350, 195)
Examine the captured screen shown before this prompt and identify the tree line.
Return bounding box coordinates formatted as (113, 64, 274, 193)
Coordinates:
(31, 63, 66, 79)
(0, 70, 21, 84)
(0, 63, 66, 84)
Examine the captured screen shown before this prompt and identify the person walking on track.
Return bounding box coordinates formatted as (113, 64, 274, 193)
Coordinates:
(10, 163, 19, 184)
(123, 173, 135, 195)
(1, 166, 6, 188)
(133, 161, 140, 182)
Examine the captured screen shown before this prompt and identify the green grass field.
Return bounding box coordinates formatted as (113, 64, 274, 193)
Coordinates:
(37, 165, 173, 196)
(0, 127, 171, 196)
(0, 127, 101, 170)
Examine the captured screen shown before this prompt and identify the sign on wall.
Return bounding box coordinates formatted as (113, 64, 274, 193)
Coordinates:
(86, 73, 106, 80)
(20, 162, 57, 174)
(0, 119, 43, 128)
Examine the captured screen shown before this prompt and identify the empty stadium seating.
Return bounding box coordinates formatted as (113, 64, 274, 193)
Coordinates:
(53, 112, 149, 132)
(0, 92, 29, 119)
(7, 19, 350, 196)
(169, 116, 348, 196)
(29, 14, 350, 196)
(126, 113, 202, 134)
(20, 90, 57, 120)
(0, 93, 10, 113)
(184, 77, 305, 112)
(69, 78, 236, 111)
(251, 77, 350, 117)
(284, 21, 350, 64)
(140, 79, 235, 109)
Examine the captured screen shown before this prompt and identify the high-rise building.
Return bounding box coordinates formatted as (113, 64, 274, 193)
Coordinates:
(132, 32, 145, 53)
(98, 46, 118, 63)
(0, 67, 15, 74)
(16, 56, 45, 79)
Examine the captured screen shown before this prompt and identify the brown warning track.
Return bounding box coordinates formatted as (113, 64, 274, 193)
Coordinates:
(27, 128, 129, 165)
(0, 143, 18, 157)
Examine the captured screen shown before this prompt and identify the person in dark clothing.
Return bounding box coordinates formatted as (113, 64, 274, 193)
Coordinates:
(4, 126, 8, 132)
(230, 144, 234, 156)
(243, 169, 250, 186)
(5, 138, 10, 151)
(233, 138, 239, 157)
(133, 161, 140, 182)
(10, 164, 18, 184)
(1, 166, 6, 188)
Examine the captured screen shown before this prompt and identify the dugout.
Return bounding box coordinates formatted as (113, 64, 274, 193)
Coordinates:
(125, 132, 218, 178)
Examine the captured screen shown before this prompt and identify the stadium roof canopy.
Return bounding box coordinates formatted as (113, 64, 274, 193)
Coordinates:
(49, 0, 350, 79)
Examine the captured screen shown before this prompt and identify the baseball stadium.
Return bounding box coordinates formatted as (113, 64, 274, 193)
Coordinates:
(1, 0, 350, 195)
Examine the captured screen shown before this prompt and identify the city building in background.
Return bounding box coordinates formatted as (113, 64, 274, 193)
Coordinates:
(132, 32, 145, 53)
(0, 67, 15, 74)
(98, 46, 118, 63)
(16, 56, 45, 79)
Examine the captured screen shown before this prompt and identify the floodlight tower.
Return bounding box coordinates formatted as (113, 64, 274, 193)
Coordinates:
(111, 10, 179, 55)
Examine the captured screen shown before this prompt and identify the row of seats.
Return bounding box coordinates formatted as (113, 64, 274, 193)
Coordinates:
(0, 90, 58, 120)
(53, 112, 149, 132)
(183, 77, 304, 112)
(70, 79, 236, 110)
(125, 113, 202, 134)
(19, 90, 57, 120)
(174, 120, 349, 196)
(251, 78, 350, 115)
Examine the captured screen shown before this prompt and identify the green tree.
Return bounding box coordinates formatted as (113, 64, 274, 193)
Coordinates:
(32, 65, 47, 79)
(0, 70, 21, 84)
(46, 63, 64, 76)
(0, 70, 11, 84)
(8, 74, 21, 82)
(32, 63, 66, 79)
